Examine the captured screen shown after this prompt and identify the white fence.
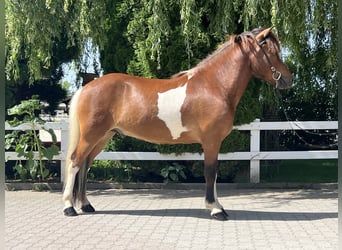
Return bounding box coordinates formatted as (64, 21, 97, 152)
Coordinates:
(5, 119, 338, 183)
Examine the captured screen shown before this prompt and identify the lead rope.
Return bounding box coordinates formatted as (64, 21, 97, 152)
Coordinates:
(275, 89, 338, 149)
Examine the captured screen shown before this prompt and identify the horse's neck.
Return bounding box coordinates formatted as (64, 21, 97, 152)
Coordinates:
(203, 48, 252, 109)
(225, 60, 252, 109)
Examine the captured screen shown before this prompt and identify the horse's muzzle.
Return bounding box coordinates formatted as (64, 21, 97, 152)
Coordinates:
(276, 75, 293, 90)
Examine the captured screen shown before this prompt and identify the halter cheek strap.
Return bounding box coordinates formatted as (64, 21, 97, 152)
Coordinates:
(258, 41, 282, 88)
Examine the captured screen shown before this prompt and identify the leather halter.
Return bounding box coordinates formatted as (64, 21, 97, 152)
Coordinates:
(257, 39, 282, 88)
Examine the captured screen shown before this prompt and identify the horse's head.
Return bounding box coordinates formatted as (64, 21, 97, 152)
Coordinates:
(236, 27, 293, 89)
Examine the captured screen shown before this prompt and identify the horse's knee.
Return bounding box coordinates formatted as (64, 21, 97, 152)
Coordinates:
(204, 159, 218, 179)
(204, 168, 217, 186)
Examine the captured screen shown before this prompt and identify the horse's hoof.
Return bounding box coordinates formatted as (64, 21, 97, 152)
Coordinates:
(212, 212, 228, 221)
(81, 204, 95, 213)
(64, 207, 78, 216)
(211, 209, 229, 221)
(221, 208, 229, 218)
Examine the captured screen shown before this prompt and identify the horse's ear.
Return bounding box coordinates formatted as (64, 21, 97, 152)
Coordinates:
(234, 35, 242, 43)
(255, 27, 273, 42)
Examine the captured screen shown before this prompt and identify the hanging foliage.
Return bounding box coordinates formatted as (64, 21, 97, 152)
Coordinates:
(5, 0, 108, 82)
(5, 0, 337, 120)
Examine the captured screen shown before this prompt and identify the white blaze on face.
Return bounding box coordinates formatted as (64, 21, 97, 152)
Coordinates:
(157, 83, 188, 140)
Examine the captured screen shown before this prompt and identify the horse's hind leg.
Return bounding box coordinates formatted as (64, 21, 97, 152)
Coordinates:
(79, 131, 115, 213)
(63, 132, 103, 216)
(63, 138, 94, 216)
(63, 161, 81, 216)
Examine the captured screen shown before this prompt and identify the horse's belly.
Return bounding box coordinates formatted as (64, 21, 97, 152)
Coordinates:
(117, 122, 197, 145)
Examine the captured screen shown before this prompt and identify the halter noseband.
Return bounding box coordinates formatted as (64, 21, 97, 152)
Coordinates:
(257, 39, 282, 88)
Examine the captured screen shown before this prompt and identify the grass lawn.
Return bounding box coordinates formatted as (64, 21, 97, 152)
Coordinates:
(260, 159, 338, 183)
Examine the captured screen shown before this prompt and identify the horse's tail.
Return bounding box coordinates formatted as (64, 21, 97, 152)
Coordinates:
(64, 88, 82, 190)
(64, 88, 89, 205)
(64, 89, 82, 201)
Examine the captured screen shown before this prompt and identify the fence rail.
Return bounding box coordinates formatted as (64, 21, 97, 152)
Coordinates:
(5, 119, 338, 183)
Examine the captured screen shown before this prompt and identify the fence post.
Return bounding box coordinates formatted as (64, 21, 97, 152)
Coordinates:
(250, 119, 260, 183)
(60, 121, 68, 183)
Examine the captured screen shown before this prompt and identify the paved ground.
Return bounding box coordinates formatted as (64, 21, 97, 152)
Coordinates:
(5, 187, 337, 249)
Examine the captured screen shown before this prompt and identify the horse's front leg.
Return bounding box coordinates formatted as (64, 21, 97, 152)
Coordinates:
(203, 147, 228, 220)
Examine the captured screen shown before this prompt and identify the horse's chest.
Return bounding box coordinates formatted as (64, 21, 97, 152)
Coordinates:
(157, 84, 188, 139)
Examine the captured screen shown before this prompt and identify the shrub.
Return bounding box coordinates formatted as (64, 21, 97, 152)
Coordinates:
(5, 97, 59, 181)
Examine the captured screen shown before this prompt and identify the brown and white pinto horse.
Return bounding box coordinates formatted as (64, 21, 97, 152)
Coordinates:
(63, 27, 292, 220)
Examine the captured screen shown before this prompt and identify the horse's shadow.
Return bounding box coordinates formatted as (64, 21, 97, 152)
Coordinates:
(82, 208, 337, 221)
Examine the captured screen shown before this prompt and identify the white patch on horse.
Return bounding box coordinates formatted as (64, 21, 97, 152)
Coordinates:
(157, 83, 188, 140)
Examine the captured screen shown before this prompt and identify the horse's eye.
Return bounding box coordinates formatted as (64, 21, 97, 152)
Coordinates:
(259, 40, 267, 46)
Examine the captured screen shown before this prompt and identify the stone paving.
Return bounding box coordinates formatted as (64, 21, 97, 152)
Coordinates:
(5, 187, 337, 249)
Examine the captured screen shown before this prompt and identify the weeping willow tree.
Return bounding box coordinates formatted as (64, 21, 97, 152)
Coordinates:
(6, 0, 337, 103)
(5, 0, 337, 151)
(5, 0, 107, 81)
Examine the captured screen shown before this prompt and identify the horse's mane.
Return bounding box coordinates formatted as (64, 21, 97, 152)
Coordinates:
(171, 28, 280, 79)
(170, 37, 235, 79)
(194, 35, 237, 70)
